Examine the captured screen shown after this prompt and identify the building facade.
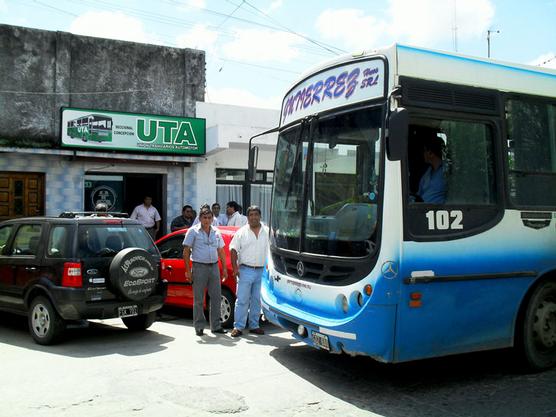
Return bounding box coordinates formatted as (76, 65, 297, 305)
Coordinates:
(0, 24, 205, 237)
(0, 24, 279, 235)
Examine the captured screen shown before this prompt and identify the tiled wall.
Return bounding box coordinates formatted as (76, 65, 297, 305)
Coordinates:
(1, 152, 198, 232)
(0, 153, 83, 216)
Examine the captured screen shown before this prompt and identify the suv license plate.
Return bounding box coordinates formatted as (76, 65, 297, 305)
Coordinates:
(311, 331, 330, 350)
(118, 305, 138, 318)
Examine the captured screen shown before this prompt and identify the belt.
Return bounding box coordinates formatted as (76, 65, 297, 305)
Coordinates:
(192, 261, 218, 266)
(241, 264, 264, 269)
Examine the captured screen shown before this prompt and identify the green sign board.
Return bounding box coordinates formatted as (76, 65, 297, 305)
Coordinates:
(61, 107, 206, 155)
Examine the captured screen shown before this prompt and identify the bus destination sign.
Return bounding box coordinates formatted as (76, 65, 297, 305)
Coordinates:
(281, 58, 385, 126)
(61, 108, 206, 155)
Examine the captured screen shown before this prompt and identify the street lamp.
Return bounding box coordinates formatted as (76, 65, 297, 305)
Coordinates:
(487, 29, 500, 58)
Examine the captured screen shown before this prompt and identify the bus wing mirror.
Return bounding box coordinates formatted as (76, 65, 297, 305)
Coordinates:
(387, 108, 408, 161)
(248, 145, 259, 182)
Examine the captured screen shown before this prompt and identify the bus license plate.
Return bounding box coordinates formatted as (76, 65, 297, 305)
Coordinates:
(311, 331, 330, 350)
(118, 305, 138, 318)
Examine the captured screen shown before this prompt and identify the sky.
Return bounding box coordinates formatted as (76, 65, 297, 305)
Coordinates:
(1, 0, 555, 110)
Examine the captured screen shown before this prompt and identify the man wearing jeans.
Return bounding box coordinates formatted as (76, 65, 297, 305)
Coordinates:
(229, 206, 269, 337)
(183, 205, 228, 336)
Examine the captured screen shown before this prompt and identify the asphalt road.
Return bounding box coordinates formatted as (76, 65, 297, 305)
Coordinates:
(1, 310, 555, 417)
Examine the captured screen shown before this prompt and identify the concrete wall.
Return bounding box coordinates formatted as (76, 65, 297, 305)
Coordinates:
(0, 24, 205, 147)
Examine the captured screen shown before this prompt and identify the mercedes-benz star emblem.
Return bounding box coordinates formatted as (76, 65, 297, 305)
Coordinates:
(381, 261, 398, 279)
(296, 261, 305, 278)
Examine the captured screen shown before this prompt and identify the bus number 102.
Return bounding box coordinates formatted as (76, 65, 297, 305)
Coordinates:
(425, 210, 464, 231)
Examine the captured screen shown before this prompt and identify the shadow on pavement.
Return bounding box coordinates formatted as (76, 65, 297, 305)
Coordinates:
(158, 307, 295, 349)
(270, 344, 556, 417)
(0, 312, 174, 358)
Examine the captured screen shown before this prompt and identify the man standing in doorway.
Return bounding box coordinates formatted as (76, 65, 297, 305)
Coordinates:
(229, 206, 269, 337)
(130, 196, 161, 240)
(183, 205, 228, 336)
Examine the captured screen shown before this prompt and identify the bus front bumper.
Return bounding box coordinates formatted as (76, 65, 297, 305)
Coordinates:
(262, 300, 397, 363)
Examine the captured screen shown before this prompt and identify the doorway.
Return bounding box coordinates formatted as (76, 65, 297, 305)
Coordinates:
(84, 173, 165, 236)
(124, 174, 165, 237)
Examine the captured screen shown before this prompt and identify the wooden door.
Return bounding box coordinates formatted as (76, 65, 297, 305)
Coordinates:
(0, 173, 45, 220)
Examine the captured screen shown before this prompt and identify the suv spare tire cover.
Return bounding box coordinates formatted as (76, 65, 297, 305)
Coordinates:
(109, 248, 158, 301)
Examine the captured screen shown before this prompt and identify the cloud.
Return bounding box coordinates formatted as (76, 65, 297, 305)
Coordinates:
(265, 0, 283, 13)
(529, 52, 556, 69)
(69, 11, 158, 44)
(174, 0, 206, 11)
(316, 9, 387, 50)
(315, 0, 495, 50)
(388, 0, 495, 45)
(221, 28, 301, 63)
(206, 86, 281, 109)
(176, 24, 219, 51)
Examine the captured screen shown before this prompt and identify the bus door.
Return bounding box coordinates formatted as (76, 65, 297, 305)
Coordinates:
(394, 114, 531, 361)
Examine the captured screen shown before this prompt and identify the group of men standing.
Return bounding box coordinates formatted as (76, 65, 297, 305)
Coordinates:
(182, 204, 269, 338)
(170, 201, 248, 232)
(129, 196, 269, 339)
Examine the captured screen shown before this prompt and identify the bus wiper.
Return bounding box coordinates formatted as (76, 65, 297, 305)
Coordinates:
(285, 117, 309, 208)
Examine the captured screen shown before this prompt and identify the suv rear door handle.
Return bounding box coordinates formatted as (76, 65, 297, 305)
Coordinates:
(25, 267, 37, 271)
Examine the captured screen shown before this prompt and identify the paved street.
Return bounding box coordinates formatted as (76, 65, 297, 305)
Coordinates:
(1, 310, 555, 417)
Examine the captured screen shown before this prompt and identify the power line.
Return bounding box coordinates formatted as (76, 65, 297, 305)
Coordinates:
(215, 57, 300, 74)
(215, 0, 245, 30)
(0, 89, 152, 95)
(70, 0, 334, 58)
(32, 0, 79, 17)
(241, 0, 346, 55)
(26, 0, 332, 79)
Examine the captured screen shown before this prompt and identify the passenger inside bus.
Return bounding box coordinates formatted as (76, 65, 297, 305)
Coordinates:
(408, 126, 447, 204)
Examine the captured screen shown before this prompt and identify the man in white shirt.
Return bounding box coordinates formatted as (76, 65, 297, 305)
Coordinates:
(130, 196, 161, 240)
(226, 201, 248, 227)
(229, 205, 269, 337)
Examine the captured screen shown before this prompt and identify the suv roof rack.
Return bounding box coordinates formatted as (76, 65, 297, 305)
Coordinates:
(59, 211, 129, 218)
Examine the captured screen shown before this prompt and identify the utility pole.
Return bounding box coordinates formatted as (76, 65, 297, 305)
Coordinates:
(487, 29, 500, 58)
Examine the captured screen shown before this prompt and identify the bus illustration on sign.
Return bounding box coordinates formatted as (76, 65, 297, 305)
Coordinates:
(67, 114, 113, 142)
(249, 44, 556, 371)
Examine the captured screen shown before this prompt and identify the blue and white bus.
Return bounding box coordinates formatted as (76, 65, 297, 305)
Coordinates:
(250, 44, 556, 370)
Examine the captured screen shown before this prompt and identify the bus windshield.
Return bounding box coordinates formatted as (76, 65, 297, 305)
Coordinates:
(271, 106, 383, 257)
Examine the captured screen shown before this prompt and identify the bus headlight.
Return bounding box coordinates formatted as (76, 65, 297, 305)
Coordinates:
(341, 295, 349, 313)
(357, 292, 364, 307)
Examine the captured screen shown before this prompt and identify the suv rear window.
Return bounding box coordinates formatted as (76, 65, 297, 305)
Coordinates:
(77, 224, 159, 258)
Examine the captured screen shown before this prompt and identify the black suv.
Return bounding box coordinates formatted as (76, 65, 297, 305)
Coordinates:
(0, 213, 167, 344)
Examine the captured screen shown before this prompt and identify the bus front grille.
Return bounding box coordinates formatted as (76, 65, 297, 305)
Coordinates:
(272, 253, 355, 284)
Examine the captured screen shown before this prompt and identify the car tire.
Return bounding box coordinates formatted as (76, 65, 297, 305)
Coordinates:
(220, 287, 235, 328)
(28, 296, 65, 345)
(122, 311, 156, 331)
(109, 248, 158, 301)
(516, 280, 556, 371)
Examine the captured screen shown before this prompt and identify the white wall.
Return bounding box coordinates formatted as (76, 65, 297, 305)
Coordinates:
(192, 102, 279, 210)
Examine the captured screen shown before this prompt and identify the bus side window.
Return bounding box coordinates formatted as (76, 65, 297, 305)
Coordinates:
(407, 125, 447, 204)
(408, 120, 495, 206)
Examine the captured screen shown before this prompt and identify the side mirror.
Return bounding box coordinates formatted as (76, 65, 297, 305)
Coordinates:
(247, 145, 259, 182)
(387, 107, 408, 161)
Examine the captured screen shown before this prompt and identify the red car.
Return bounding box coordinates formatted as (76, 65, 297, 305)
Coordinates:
(155, 226, 238, 328)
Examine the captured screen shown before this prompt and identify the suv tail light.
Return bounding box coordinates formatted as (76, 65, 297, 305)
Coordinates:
(62, 262, 83, 288)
